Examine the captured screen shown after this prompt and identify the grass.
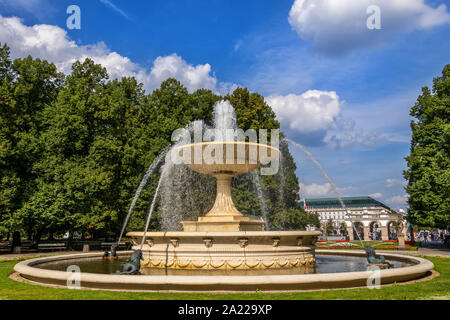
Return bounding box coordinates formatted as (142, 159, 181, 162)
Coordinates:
(0, 255, 448, 300)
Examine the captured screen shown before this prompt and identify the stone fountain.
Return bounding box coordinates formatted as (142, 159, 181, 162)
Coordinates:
(13, 100, 434, 290)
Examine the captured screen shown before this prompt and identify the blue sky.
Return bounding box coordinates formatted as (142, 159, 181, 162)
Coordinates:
(1, 0, 449, 210)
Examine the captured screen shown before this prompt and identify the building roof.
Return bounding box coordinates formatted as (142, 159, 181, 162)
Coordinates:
(304, 196, 391, 210)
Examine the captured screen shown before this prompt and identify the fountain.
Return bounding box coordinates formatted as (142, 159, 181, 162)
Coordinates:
(12, 100, 434, 291)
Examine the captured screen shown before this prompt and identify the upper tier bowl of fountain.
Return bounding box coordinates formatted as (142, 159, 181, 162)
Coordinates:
(174, 141, 280, 175)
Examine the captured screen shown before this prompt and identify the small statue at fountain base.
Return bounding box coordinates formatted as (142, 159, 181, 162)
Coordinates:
(364, 246, 393, 269)
(103, 243, 118, 259)
(116, 249, 143, 275)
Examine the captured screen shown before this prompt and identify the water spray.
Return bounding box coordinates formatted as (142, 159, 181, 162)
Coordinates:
(286, 138, 365, 247)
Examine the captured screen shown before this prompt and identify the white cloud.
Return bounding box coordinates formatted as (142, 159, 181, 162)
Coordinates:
(386, 178, 407, 188)
(369, 192, 383, 199)
(385, 194, 408, 205)
(288, 0, 450, 54)
(0, 15, 231, 93)
(266, 90, 386, 148)
(300, 182, 332, 197)
(300, 182, 358, 197)
(266, 90, 340, 133)
(324, 128, 386, 149)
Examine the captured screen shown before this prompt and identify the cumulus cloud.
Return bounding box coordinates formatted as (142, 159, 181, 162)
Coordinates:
(385, 194, 409, 205)
(369, 192, 383, 199)
(386, 178, 407, 188)
(288, 0, 450, 55)
(266, 90, 386, 148)
(0, 15, 230, 93)
(266, 90, 340, 133)
(300, 182, 333, 197)
(300, 182, 357, 197)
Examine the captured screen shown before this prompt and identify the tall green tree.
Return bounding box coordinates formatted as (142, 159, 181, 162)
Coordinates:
(36, 59, 148, 242)
(325, 219, 336, 235)
(0, 43, 63, 240)
(404, 64, 450, 229)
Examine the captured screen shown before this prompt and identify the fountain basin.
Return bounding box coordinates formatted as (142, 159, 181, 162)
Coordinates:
(127, 231, 319, 270)
(13, 250, 434, 291)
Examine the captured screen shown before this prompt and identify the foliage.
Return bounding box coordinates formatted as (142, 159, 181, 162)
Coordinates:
(404, 65, 450, 229)
(325, 219, 336, 235)
(339, 222, 348, 235)
(0, 44, 64, 240)
(271, 208, 320, 231)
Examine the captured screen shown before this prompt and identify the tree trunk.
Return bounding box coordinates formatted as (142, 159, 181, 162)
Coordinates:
(11, 231, 21, 253)
(32, 229, 42, 248)
(67, 226, 75, 250)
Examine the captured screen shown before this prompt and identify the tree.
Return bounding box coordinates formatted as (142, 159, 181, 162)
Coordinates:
(37, 59, 148, 243)
(271, 208, 319, 231)
(339, 222, 348, 235)
(404, 65, 450, 230)
(0, 43, 63, 240)
(325, 219, 336, 235)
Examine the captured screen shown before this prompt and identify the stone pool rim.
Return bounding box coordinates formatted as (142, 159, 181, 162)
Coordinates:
(13, 249, 434, 292)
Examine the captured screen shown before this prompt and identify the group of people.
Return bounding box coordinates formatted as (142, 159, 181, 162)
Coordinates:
(368, 231, 382, 241)
(409, 231, 448, 242)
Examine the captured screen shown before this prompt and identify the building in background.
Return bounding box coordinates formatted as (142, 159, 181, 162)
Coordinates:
(304, 196, 404, 241)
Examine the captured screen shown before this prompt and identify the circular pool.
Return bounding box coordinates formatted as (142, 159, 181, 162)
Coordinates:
(13, 250, 434, 292)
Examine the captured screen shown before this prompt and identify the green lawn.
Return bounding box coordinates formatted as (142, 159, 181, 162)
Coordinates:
(0, 255, 448, 300)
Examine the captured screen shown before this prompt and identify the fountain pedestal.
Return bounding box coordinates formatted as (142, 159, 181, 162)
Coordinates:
(181, 172, 265, 232)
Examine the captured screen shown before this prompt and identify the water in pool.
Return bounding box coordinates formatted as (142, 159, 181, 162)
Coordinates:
(36, 255, 411, 276)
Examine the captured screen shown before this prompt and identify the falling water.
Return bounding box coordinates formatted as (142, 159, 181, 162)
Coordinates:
(277, 139, 288, 209)
(212, 100, 237, 142)
(158, 120, 216, 231)
(251, 170, 270, 230)
(286, 138, 364, 245)
(140, 172, 164, 249)
(117, 148, 169, 244)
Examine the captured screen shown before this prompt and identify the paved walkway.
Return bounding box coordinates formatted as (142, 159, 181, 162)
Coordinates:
(374, 247, 450, 258)
(0, 250, 104, 261)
